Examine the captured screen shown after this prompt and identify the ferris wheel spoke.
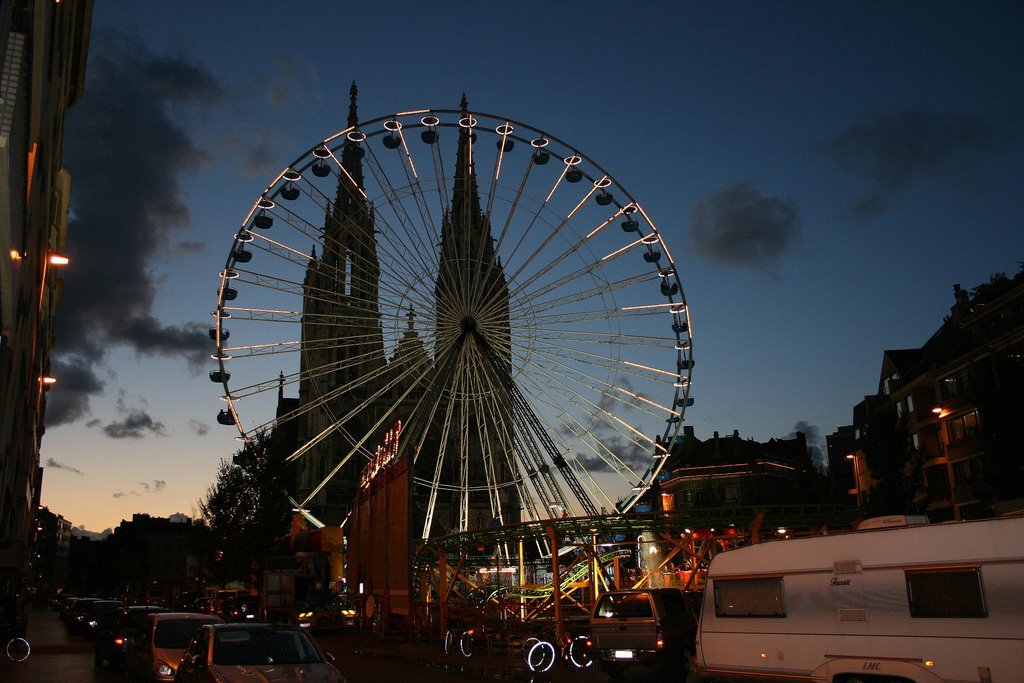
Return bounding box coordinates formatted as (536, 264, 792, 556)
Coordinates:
(214, 104, 692, 526)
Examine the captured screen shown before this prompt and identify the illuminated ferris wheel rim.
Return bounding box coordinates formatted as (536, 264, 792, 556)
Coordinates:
(211, 104, 694, 517)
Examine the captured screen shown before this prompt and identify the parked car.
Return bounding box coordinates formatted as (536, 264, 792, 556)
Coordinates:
(174, 592, 201, 611)
(126, 611, 223, 683)
(58, 595, 80, 622)
(84, 599, 126, 639)
(95, 604, 168, 670)
(174, 623, 345, 682)
(589, 587, 701, 680)
(221, 595, 260, 622)
(67, 597, 102, 634)
(54, 593, 76, 617)
(191, 597, 218, 615)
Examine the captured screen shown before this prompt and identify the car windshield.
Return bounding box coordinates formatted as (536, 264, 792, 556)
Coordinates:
(213, 628, 323, 666)
(154, 619, 215, 648)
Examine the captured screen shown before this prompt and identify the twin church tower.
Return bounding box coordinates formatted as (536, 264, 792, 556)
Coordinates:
(289, 85, 519, 536)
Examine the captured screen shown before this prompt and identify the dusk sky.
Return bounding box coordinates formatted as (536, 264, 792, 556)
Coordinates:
(40, 1, 1024, 535)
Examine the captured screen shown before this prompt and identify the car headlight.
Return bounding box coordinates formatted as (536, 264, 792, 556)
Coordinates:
(88, 620, 98, 628)
(156, 661, 174, 677)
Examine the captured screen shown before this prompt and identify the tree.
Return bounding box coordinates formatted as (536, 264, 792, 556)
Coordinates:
(198, 430, 292, 587)
(860, 408, 924, 516)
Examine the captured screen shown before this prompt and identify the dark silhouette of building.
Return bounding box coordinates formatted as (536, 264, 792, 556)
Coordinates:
(655, 426, 815, 510)
(67, 513, 196, 602)
(852, 270, 1024, 520)
(825, 425, 857, 504)
(32, 506, 71, 602)
(0, 0, 92, 608)
(289, 90, 518, 536)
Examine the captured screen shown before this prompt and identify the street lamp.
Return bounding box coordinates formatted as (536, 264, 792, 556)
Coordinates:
(846, 454, 863, 507)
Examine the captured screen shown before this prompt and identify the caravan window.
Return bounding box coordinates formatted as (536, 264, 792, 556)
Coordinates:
(713, 577, 785, 618)
(905, 568, 987, 618)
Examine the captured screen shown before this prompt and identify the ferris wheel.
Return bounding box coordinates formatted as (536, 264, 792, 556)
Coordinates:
(212, 96, 693, 537)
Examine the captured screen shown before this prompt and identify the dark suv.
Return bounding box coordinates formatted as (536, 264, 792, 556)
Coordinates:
(589, 588, 701, 680)
(94, 604, 167, 670)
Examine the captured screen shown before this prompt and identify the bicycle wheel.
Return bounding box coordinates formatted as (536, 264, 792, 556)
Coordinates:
(526, 639, 557, 673)
(459, 630, 474, 657)
(6, 636, 30, 662)
(565, 634, 592, 669)
(521, 636, 539, 665)
(442, 628, 454, 654)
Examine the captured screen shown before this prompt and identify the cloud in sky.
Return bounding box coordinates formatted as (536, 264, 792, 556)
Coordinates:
(113, 479, 166, 499)
(689, 182, 801, 270)
(72, 525, 112, 540)
(45, 356, 106, 426)
(789, 420, 825, 470)
(264, 54, 322, 109)
(102, 409, 168, 439)
(819, 109, 995, 220)
(188, 419, 211, 437)
(45, 458, 85, 476)
(575, 433, 650, 474)
(48, 28, 223, 425)
(88, 395, 169, 439)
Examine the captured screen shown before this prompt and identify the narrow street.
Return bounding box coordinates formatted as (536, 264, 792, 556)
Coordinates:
(1, 607, 679, 683)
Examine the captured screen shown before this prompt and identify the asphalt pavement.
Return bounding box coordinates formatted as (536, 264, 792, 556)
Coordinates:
(1, 607, 618, 683)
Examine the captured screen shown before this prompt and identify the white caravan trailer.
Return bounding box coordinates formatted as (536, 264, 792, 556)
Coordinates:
(695, 515, 1024, 683)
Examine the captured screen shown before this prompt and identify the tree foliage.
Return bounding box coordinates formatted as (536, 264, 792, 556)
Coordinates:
(861, 408, 923, 516)
(197, 430, 292, 585)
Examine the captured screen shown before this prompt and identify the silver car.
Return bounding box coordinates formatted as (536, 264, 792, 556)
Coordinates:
(174, 623, 345, 683)
(126, 612, 223, 683)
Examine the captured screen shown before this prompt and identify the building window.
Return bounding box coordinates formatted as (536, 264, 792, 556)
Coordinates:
(925, 466, 950, 499)
(911, 433, 920, 450)
(882, 372, 899, 395)
(952, 458, 974, 485)
(947, 410, 980, 442)
(906, 394, 914, 414)
(713, 577, 786, 617)
(940, 367, 971, 399)
(896, 400, 905, 418)
(906, 568, 986, 618)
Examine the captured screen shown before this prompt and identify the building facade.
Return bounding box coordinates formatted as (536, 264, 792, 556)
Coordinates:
(32, 505, 70, 602)
(854, 272, 1024, 520)
(655, 426, 816, 511)
(0, 0, 92, 602)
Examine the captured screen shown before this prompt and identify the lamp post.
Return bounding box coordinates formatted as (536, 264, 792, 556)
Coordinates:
(846, 453, 863, 507)
(33, 251, 71, 410)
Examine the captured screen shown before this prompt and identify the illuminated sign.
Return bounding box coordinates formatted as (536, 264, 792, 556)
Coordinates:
(359, 420, 402, 488)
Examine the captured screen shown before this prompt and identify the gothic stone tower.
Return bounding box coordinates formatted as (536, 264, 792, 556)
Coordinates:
(296, 84, 386, 524)
(294, 91, 518, 534)
(424, 96, 519, 535)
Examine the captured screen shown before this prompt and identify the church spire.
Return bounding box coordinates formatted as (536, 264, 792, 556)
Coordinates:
(348, 81, 359, 128)
(337, 81, 365, 197)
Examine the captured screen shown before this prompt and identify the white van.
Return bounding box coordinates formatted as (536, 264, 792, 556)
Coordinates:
(695, 515, 1024, 683)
